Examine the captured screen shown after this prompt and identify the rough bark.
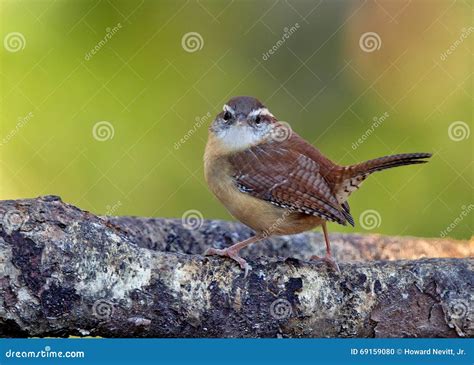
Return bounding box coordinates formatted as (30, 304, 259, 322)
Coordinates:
(0, 196, 472, 338)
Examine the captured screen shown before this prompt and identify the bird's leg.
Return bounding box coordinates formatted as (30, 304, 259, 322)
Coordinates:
(204, 234, 264, 276)
(311, 222, 341, 273)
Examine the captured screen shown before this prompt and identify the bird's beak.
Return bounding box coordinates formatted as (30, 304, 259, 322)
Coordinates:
(235, 114, 246, 126)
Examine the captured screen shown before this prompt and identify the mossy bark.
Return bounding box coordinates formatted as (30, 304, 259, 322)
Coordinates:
(0, 196, 472, 338)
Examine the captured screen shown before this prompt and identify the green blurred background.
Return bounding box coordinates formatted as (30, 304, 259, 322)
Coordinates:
(0, 0, 472, 239)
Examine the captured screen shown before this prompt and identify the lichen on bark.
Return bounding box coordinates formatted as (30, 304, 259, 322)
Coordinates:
(0, 196, 472, 338)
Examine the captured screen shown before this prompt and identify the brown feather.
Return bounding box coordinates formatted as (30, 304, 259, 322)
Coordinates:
(333, 153, 432, 203)
(227, 134, 350, 225)
(205, 120, 431, 233)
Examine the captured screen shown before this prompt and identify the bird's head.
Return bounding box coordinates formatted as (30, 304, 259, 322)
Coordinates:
(209, 96, 278, 152)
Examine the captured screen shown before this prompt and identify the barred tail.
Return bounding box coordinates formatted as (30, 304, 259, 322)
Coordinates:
(333, 153, 432, 208)
(349, 152, 432, 175)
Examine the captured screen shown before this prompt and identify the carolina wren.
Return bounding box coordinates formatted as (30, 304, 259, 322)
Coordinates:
(203, 96, 431, 274)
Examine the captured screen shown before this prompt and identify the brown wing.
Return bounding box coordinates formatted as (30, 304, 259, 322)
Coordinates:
(228, 140, 351, 225)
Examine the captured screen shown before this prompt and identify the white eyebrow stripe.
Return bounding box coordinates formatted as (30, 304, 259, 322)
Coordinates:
(248, 108, 274, 118)
(223, 104, 235, 114)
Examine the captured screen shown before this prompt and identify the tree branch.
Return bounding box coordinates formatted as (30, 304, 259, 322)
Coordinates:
(0, 196, 472, 338)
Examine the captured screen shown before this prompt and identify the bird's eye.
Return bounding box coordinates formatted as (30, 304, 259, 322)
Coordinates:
(223, 111, 232, 121)
(255, 115, 261, 124)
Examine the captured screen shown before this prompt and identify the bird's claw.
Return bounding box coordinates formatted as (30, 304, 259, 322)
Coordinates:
(310, 254, 341, 273)
(204, 247, 252, 277)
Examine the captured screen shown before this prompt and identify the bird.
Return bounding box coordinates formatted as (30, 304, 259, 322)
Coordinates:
(203, 96, 431, 275)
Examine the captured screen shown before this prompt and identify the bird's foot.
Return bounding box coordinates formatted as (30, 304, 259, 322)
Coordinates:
(204, 247, 252, 277)
(310, 254, 341, 273)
